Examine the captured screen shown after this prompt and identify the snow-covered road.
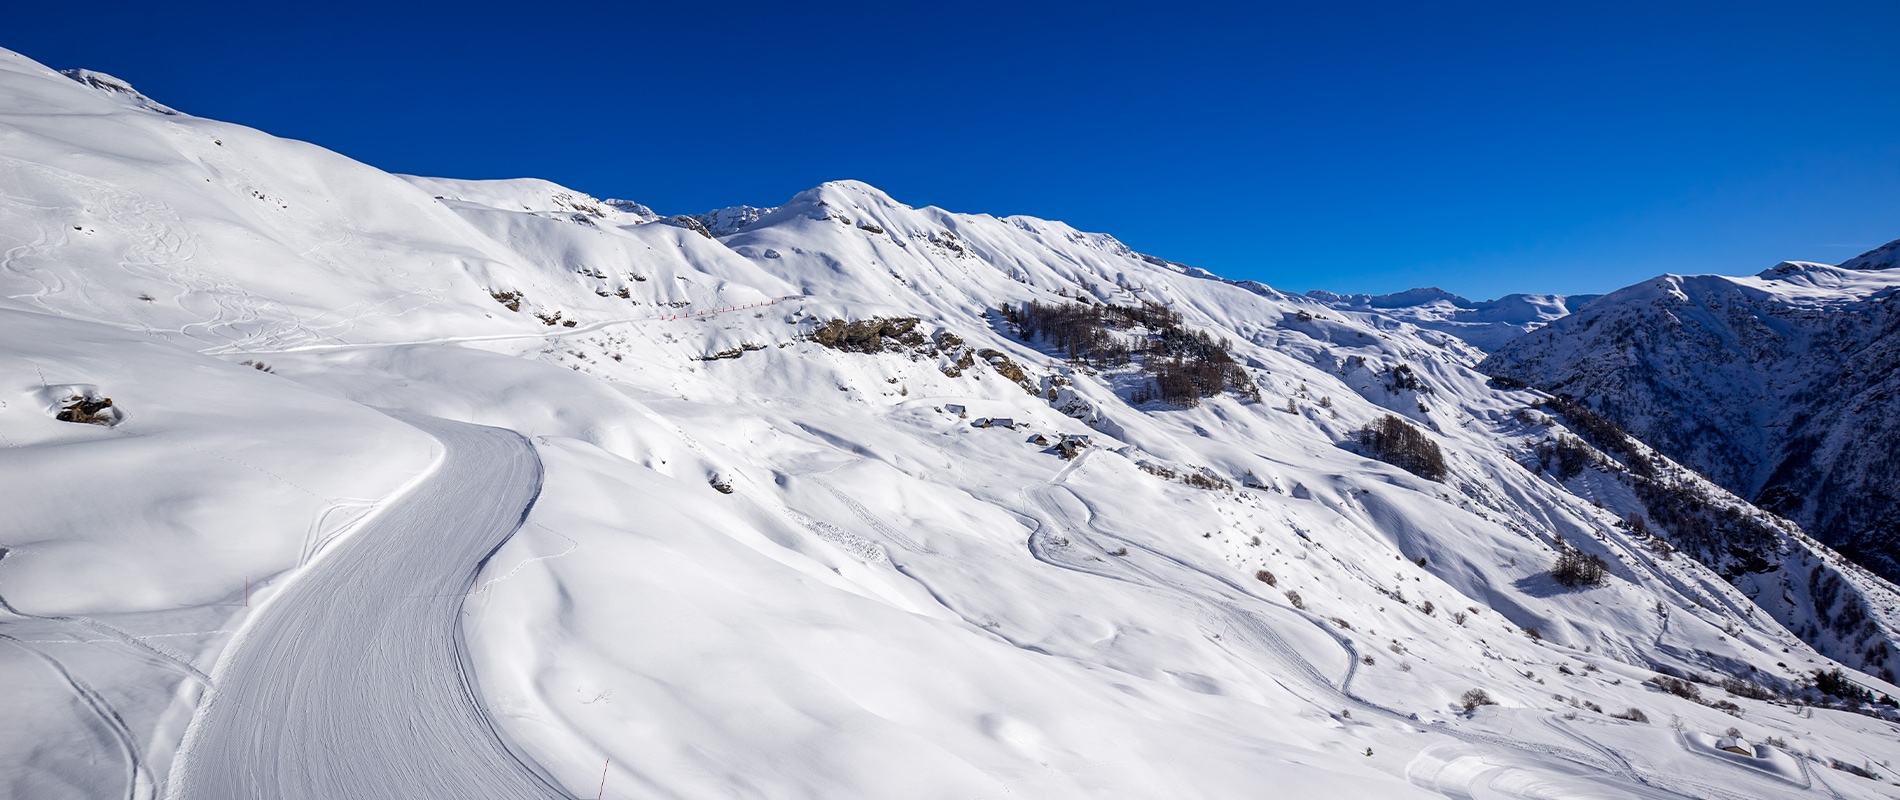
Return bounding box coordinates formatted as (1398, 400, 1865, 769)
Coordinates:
(168, 413, 566, 799)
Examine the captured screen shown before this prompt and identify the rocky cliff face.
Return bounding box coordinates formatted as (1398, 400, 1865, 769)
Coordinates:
(1483, 245, 1900, 589)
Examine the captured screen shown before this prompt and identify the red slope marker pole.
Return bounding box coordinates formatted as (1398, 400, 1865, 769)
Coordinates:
(597, 758, 610, 800)
(244, 576, 249, 607)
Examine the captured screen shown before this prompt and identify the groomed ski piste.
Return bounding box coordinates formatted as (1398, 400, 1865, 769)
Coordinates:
(2, 46, 1898, 798)
(166, 413, 564, 799)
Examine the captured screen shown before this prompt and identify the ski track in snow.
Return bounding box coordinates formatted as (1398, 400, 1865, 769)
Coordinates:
(809, 473, 933, 555)
(0, 633, 153, 800)
(167, 413, 566, 800)
(1011, 459, 1722, 799)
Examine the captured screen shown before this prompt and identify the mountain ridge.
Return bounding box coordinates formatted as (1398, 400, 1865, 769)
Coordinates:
(5, 47, 1899, 799)
(1485, 239, 1900, 589)
(1307, 287, 1602, 352)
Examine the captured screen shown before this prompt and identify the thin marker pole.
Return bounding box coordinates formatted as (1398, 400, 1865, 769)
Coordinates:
(597, 758, 610, 800)
(244, 576, 249, 607)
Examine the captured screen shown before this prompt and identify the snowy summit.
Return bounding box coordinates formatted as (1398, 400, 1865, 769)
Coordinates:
(2, 47, 1898, 800)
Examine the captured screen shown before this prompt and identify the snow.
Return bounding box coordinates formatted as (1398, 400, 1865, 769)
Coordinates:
(1308, 287, 1602, 353)
(2, 45, 1899, 800)
(169, 414, 561, 799)
(1483, 241, 1900, 664)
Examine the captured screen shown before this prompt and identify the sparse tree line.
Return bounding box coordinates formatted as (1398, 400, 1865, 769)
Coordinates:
(1535, 396, 1781, 574)
(1357, 414, 1448, 482)
(1003, 300, 1259, 407)
(1536, 394, 1895, 682)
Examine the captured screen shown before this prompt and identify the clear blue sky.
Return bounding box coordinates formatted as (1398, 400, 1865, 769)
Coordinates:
(9, 1, 1898, 299)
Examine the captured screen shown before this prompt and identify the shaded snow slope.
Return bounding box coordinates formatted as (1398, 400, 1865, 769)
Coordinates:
(1484, 242, 1900, 600)
(1309, 287, 1600, 352)
(4, 46, 1900, 800)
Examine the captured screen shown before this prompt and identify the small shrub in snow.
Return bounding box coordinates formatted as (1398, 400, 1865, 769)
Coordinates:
(1182, 472, 1233, 491)
(1649, 675, 1701, 701)
(1386, 363, 1430, 394)
(1609, 707, 1649, 723)
(1829, 760, 1880, 781)
(1330, 617, 1352, 630)
(1460, 689, 1497, 712)
(1720, 677, 1777, 701)
(1285, 590, 1305, 610)
(1254, 569, 1276, 586)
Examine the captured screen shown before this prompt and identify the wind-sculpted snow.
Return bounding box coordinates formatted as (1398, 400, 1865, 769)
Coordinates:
(5, 43, 1900, 799)
(168, 414, 562, 799)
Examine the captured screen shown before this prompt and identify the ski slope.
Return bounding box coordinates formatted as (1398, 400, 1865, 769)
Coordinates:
(167, 413, 563, 799)
(4, 45, 1900, 799)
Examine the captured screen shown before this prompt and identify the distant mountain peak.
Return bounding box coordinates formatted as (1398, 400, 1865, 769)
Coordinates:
(1839, 237, 1900, 272)
(787, 179, 908, 211)
(690, 205, 776, 237)
(1307, 287, 1473, 309)
(1306, 287, 1596, 351)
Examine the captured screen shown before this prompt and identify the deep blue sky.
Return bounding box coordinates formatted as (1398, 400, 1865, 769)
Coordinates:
(10, 1, 1898, 298)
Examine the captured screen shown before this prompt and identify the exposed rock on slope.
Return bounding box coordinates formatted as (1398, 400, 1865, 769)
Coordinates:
(6, 45, 1900, 799)
(690, 204, 774, 236)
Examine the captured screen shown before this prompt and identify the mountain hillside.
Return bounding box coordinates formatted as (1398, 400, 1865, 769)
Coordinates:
(1484, 247, 1900, 590)
(3, 46, 1899, 799)
(1309, 287, 1600, 352)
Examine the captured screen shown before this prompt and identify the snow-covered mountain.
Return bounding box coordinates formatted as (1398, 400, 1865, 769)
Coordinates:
(1309, 287, 1600, 352)
(4, 46, 1900, 799)
(1483, 248, 1900, 590)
